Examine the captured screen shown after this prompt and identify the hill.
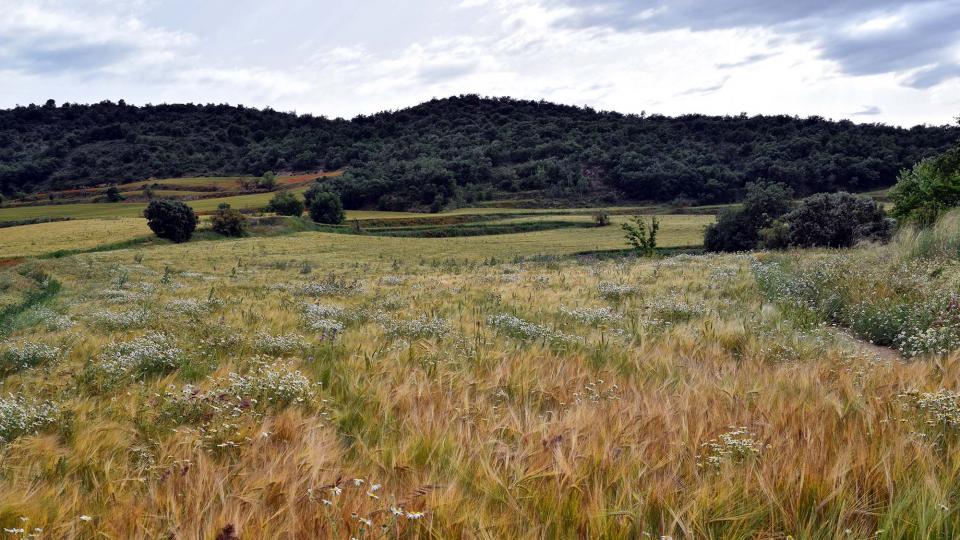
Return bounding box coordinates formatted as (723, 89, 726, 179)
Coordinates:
(1, 96, 957, 210)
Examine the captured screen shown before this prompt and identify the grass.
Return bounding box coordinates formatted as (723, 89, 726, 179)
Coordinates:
(1, 224, 959, 537)
(0, 219, 153, 258)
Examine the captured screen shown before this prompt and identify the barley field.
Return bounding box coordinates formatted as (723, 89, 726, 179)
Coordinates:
(1, 220, 959, 538)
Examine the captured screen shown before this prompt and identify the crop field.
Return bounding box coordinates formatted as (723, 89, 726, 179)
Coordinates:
(0, 219, 152, 259)
(0, 214, 712, 260)
(2, 217, 960, 538)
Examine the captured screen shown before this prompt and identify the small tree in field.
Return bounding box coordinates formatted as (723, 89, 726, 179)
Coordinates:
(307, 189, 345, 224)
(622, 215, 659, 256)
(258, 171, 278, 191)
(144, 199, 197, 243)
(592, 210, 611, 227)
(267, 190, 304, 216)
(211, 203, 246, 237)
(105, 186, 124, 202)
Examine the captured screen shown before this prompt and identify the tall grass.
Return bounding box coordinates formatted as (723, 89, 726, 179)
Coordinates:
(894, 208, 960, 261)
(0, 230, 959, 537)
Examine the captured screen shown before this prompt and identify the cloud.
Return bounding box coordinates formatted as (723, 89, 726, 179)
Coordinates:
(547, 0, 960, 87)
(716, 53, 777, 69)
(852, 105, 882, 115)
(0, 2, 193, 76)
(677, 76, 730, 95)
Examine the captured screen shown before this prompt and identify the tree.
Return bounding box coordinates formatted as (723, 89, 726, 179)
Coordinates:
(144, 199, 197, 243)
(258, 171, 277, 191)
(267, 190, 304, 216)
(622, 215, 659, 256)
(891, 147, 960, 226)
(704, 181, 795, 252)
(781, 192, 893, 248)
(105, 186, 124, 202)
(210, 203, 246, 237)
(307, 189, 345, 224)
(592, 210, 611, 227)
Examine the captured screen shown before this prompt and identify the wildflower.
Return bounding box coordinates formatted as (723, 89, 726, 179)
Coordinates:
(79, 515, 93, 522)
(406, 511, 425, 520)
(390, 507, 404, 516)
(330, 486, 342, 496)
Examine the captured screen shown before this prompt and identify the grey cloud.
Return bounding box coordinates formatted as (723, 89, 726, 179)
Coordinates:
(2, 42, 132, 74)
(550, 0, 960, 87)
(852, 105, 882, 115)
(716, 53, 777, 69)
(417, 61, 480, 83)
(677, 76, 729, 95)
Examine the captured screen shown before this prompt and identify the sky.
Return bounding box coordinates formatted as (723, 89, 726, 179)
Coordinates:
(0, 0, 958, 126)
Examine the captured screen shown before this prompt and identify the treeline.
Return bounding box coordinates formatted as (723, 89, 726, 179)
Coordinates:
(1, 95, 956, 210)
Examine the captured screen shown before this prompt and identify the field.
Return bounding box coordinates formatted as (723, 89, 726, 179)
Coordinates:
(3, 192, 960, 538)
(2, 216, 960, 538)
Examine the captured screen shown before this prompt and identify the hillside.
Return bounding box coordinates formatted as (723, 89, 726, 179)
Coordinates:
(1, 96, 957, 210)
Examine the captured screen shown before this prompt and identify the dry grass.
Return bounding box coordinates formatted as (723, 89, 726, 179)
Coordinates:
(0, 231, 957, 538)
(0, 219, 152, 258)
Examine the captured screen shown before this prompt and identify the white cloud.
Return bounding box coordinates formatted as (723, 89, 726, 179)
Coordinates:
(0, 0, 956, 126)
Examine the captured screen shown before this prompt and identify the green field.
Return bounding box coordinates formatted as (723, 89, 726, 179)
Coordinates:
(0, 213, 713, 259)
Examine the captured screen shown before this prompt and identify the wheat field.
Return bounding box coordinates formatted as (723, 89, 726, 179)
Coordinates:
(0, 227, 958, 538)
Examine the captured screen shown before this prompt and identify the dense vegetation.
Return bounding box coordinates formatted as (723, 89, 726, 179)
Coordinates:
(1, 96, 956, 211)
(891, 142, 960, 225)
(705, 183, 893, 252)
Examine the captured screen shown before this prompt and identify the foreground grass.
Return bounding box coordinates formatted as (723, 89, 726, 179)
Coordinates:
(0, 227, 959, 537)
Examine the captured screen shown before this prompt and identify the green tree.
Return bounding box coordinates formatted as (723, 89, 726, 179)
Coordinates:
(210, 203, 246, 237)
(781, 192, 892, 248)
(307, 189, 345, 224)
(704, 181, 795, 252)
(144, 199, 197, 243)
(267, 190, 304, 216)
(258, 171, 278, 191)
(891, 148, 960, 226)
(105, 186, 124, 202)
(622, 215, 659, 256)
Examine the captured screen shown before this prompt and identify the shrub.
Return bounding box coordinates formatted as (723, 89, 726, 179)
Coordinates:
(622, 216, 659, 256)
(105, 186, 124, 202)
(210, 203, 246, 237)
(592, 210, 611, 227)
(780, 192, 892, 248)
(705, 209, 760, 252)
(144, 199, 197, 242)
(891, 145, 960, 226)
(306, 187, 345, 224)
(258, 171, 277, 191)
(267, 190, 304, 216)
(705, 181, 795, 252)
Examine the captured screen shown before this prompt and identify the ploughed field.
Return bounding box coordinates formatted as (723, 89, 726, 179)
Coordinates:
(2, 220, 960, 538)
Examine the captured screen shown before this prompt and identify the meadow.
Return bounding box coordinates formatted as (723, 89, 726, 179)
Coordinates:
(0, 205, 959, 538)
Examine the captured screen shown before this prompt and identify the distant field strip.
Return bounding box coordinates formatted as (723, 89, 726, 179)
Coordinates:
(0, 218, 152, 258)
(0, 214, 713, 259)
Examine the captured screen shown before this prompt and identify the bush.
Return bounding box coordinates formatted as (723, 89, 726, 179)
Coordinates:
(891, 148, 960, 226)
(258, 171, 277, 191)
(144, 199, 197, 242)
(705, 209, 760, 252)
(306, 186, 345, 224)
(210, 203, 246, 237)
(592, 210, 611, 227)
(105, 186, 124, 202)
(267, 190, 304, 216)
(705, 181, 794, 252)
(781, 192, 892, 248)
(622, 215, 659, 256)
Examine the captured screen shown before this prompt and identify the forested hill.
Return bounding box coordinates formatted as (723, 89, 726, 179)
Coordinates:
(1, 95, 956, 210)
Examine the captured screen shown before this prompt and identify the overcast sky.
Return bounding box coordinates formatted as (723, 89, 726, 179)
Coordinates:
(1, 0, 958, 126)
